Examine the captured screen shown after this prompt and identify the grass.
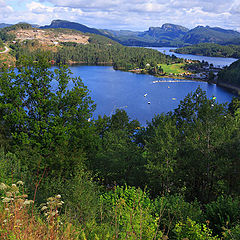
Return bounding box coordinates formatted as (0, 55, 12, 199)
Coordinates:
(158, 63, 186, 74)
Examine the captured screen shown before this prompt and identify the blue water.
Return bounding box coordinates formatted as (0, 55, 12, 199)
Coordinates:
(67, 65, 236, 125)
(151, 47, 238, 68)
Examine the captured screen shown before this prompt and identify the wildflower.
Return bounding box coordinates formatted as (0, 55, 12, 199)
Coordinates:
(0, 183, 7, 190)
(56, 194, 61, 199)
(41, 206, 48, 211)
(23, 200, 34, 205)
(17, 181, 24, 185)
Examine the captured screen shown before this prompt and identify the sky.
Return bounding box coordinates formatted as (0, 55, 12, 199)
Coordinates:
(0, 0, 240, 31)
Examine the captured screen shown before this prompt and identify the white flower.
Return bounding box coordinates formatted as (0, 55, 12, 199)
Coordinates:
(17, 181, 24, 185)
(0, 183, 7, 190)
(41, 206, 48, 211)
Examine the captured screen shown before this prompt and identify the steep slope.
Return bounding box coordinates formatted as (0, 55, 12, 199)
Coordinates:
(141, 23, 189, 39)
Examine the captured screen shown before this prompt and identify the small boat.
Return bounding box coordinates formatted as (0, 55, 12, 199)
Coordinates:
(144, 93, 147, 97)
(168, 86, 170, 88)
(172, 98, 176, 100)
(148, 101, 151, 104)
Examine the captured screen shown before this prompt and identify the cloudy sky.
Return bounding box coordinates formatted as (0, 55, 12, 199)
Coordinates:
(0, 0, 240, 31)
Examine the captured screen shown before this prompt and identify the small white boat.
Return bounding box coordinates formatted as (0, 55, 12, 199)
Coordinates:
(172, 98, 176, 100)
(144, 93, 147, 97)
(148, 101, 151, 104)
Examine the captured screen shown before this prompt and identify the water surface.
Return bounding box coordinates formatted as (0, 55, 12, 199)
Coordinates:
(68, 65, 236, 125)
(151, 47, 238, 68)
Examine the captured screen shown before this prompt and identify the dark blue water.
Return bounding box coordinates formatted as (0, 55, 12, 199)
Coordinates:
(151, 47, 238, 68)
(67, 65, 236, 124)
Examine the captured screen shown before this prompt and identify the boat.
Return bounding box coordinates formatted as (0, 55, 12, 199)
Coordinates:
(144, 93, 147, 97)
(148, 101, 151, 104)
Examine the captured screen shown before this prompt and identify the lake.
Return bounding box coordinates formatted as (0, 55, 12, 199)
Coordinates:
(67, 64, 236, 125)
(150, 47, 238, 68)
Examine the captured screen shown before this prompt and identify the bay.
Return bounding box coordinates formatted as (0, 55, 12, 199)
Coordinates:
(67, 65, 236, 125)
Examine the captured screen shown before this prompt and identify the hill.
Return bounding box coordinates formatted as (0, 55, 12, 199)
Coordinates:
(174, 43, 240, 58)
(0, 23, 178, 73)
(41, 19, 103, 35)
(0, 23, 12, 28)
(218, 59, 240, 88)
(182, 26, 240, 45)
(41, 20, 240, 47)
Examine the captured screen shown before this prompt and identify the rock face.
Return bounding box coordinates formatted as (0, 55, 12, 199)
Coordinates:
(13, 29, 89, 45)
(142, 24, 189, 39)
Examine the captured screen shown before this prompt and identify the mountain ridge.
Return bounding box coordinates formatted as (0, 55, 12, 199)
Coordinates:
(40, 20, 240, 47)
(2, 20, 240, 47)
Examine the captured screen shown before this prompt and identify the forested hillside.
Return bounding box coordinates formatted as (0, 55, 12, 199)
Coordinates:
(218, 59, 240, 87)
(0, 55, 240, 239)
(174, 43, 240, 58)
(0, 23, 181, 74)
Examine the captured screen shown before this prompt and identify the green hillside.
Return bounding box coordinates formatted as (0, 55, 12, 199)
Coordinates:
(218, 59, 240, 86)
(174, 43, 240, 58)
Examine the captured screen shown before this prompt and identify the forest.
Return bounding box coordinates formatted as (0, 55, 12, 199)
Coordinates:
(0, 54, 240, 239)
(0, 23, 183, 74)
(218, 59, 240, 87)
(174, 43, 240, 58)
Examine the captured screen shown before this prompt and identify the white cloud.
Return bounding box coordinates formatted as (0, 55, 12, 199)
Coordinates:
(0, 0, 239, 32)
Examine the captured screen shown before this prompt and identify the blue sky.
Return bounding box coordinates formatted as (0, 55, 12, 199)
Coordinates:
(1, 0, 240, 31)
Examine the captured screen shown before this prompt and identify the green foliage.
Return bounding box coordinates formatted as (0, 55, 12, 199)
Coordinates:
(174, 218, 220, 240)
(218, 59, 240, 86)
(0, 151, 21, 185)
(153, 194, 203, 237)
(205, 196, 240, 235)
(175, 43, 240, 58)
(0, 53, 95, 157)
(143, 114, 179, 195)
(93, 110, 145, 186)
(173, 87, 235, 202)
(222, 224, 240, 240)
(228, 97, 240, 115)
(63, 170, 100, 225)
(100, 185, 163, 239)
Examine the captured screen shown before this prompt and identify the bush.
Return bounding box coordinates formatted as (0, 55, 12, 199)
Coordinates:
(174, 218, 220, 240)
(205, 196, 240, 235)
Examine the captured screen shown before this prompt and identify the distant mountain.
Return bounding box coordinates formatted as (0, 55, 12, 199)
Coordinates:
(40, 20, 240, 47)
(100, 23, 189, 47)
(141, 24, 189, 39)
(182, 26, 240, 45)
(41, 20, 103, 35)
(0, 23, 12, 28)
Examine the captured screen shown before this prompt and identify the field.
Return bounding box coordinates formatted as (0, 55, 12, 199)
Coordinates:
(158, 63, 186, 74)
